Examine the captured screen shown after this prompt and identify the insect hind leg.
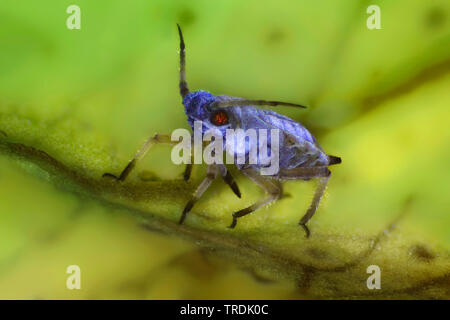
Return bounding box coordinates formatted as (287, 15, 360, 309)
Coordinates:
(299, 175, 330, 238)
(278, 166, 331, 238)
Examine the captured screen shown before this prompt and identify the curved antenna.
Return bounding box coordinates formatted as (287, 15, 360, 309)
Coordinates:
(212, 99, 307, 109)
(177, 24, 190, 98)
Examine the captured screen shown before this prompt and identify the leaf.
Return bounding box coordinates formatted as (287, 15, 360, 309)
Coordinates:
(0, 0, 449, 299)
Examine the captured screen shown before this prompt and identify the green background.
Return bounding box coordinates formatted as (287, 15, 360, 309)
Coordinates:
(0, 0, 449, 299)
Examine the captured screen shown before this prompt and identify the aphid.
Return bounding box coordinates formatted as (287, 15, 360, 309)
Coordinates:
(103, 25, 341, 237)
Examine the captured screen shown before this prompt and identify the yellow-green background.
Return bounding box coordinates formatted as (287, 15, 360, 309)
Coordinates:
(0, 0, 449, 299)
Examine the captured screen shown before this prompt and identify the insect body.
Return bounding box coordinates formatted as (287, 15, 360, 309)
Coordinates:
(103, 25, 341, 237)
(183, 90, 331, 171)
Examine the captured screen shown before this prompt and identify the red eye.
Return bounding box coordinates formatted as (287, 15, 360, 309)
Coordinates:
(211, 110, 229, 126)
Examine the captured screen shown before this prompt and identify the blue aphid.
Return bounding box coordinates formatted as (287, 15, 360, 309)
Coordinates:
(103, 25, 341, 237)
(183, 90, 330, 170)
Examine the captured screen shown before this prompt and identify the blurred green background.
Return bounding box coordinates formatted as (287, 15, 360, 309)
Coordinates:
(0, 0, 449, 299)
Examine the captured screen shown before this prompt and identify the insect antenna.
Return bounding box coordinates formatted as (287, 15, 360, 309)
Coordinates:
(212, 99, 307, 109)
(177, 24, 190, 98)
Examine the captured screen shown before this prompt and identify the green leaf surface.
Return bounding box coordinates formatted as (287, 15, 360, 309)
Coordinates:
(0, 0, 449, 299)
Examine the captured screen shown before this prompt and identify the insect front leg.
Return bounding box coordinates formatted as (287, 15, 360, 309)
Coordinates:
(183, 139, 240, 194)
(229, 168, 282, 229)
(179, 164, 219, 225)
(219, 164, 241, 198)
(103, 133, 180, 182)
(182, 146, 194, 181)
(183, 163, 193, 181)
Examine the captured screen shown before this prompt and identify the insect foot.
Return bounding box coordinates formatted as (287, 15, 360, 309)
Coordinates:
(229, 207, 253, 229)
(299, 223, 311, 238)
(102, 172, 121, 180)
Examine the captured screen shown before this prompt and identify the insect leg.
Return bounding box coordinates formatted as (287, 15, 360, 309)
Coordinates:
(183, 148, 194, 181)
(183, 164, 193, 181)
(179, 164, 219, 225)
(103, 134, 178, 182)
(229, 169, 282, 229)
(299, 176, 330, 238)
(278, 166, 331, 237)
(177, 24, 190, 98)
(220, 165, 241, 198)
